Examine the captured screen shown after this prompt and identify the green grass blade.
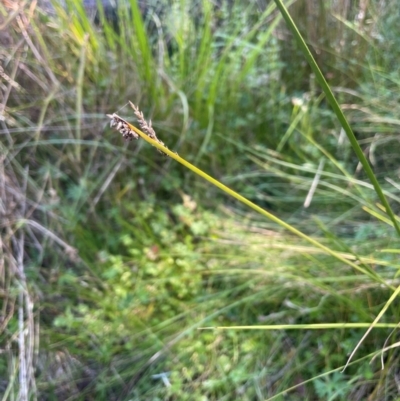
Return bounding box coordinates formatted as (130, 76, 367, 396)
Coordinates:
(75, 34, 88, 162)
(200, 323, 399, 330)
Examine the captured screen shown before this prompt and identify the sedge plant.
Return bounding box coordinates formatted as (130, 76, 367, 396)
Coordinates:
(3, 0, 400, 399)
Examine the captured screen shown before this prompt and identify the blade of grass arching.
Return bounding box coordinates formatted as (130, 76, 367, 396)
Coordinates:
(3, 144, 53, 206)
(121, 109, 390, 287)
(274, 0, 400, 237)
(362, 206, 395, 226)
(376, 203, 400, 220)
(276, 107, 306, 152)
(248, 157, 370, 206)
(68, 141, 102, 217)
(332, 13, 376, 45)
(33, 84, 60, 145)
(74, 154, 126, 216)
(194, 104, 214, 165)
(75, 33, 89, 163)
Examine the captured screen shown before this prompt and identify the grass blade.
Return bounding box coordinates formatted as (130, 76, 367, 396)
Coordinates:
(75, 33, 89, 162)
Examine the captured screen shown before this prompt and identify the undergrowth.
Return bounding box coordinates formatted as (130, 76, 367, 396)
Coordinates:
(1, 0, 400, 400)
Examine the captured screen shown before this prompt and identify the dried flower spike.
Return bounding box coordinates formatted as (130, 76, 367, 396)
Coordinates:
(129, 101, 158, 141)
(107, 105, 170, 156)
(107, 113, 139, 141)
(129, 101, 168, 155)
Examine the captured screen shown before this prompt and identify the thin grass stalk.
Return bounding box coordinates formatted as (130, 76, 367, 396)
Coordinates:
(18, 288, 27, 401)
(363, 206, 394, 226)
(265, 350, 379, 401)
(75, 34, 89, 162)
(200, 323, 400, 330)
(17, 168, 28, 401)
(273, 0, 400, 237)
(276, 107, 306, 152)
(34, 85, 59, 143)
(1, 359, 18, 401)
(114, 108, 390, 287)
(343, 283, 400, 371)
(194, 104, 214, 164)
(19, 12, 58, 86)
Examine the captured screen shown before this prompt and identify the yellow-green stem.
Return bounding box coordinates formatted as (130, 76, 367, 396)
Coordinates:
(124, 119, 391, 288)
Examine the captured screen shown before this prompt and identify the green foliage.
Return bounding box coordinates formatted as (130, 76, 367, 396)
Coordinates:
(47, 198, 218, 386)
(2, 0, 400, 400)
(314, 372, 351, 400)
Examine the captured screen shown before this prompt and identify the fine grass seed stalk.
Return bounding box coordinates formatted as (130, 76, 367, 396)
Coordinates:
(108, 103, 170, 155)
(129, 102, 161, 143)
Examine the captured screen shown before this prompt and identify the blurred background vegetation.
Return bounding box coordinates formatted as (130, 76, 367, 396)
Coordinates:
(1, 0, 400, 399)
